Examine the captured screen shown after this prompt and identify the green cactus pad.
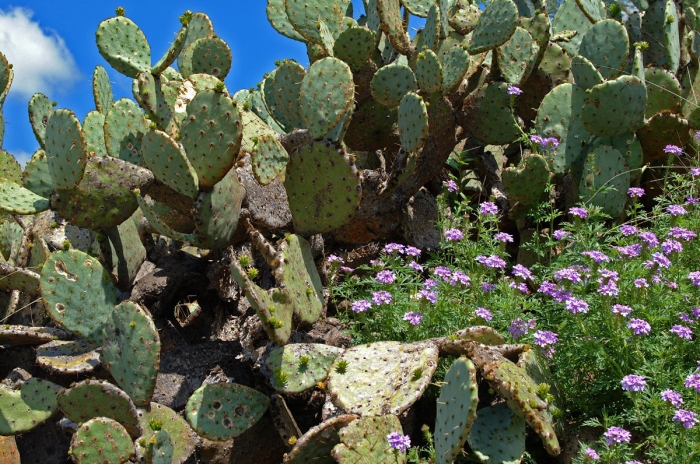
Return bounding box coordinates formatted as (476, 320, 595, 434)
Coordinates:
(376, 0, 411, 53)
(180, 37, 232, 80)
(581, 76, 646, 137)
(402, 0, 434, 17)
(106, 216, 147, 290)
(502, 154, 550, 217)
(151, 23, 188, 75)
(332, 414, 406, 463)
(0, 220, 22, 263)
(328, 340, 439, 416)
(497, 26, 538, 85)
(483, 358, 560, 456)
(570, 55, 603, 90)
(145, 429, 174, 464)
(535, 83, 589, 175)
(278, 234, 324, 324)
(578, 19, 628, 80)
(70, 417, 133, 464)
(181, 89, 243, 188)
(104, 98, 148, 165)
(0, 52, 13, 105)
(192, 166, 245, 249)
(517, 349, 564, 435)
(264, 343, 343, 393)
(93, 66, 114, 115)
(638, 111, 690, 164)
(137, 72, 178, 134)
(137, 403, 198, 464)
(642, 0, 679, 72)
(35, 339, 101, 375)
(0, 181, 49, 215)
(468, 0, 518, 54)
(267, 0, 305, 41)
(21, 150, 53, 198)
(415, 50, 443, 94)
(178, 12, 214, 70)
(467, 403, 526, 464)
(284, 141, 361, 235)
(590, 132, 643, 181)
(551, 0, 593, 55)
(261, 69, 290, 132)
(0, 325, 70, 345)
(272, 60, 306, 130)
(317, 20, 336, 56)
(28, 93, 53, 149)
(285, 0, 350, 44)
(101, 301, 160, 406)
(50, 156, 153, 230)
(83, 110, 108, 157)
(398, 92, 429, 152)
(0, 378, 61, 435)
(40, 249, 117, 344)
(333, 26, 375, 72)
(439, 41, 470, 93)
(143, 129, 199, 197)
(459, 81, 520, 145)
(284, 415, 358, 464)
(575, 0, 605, 22)
(185, 382, 270, 441)
(0, 150, 20, 185)
(137, 195, 201, 244)
(96, 16, 151, 78)
(370, 63, 418, 107)
(344, 97, 398, 152)
(449, 1, 481, 35)
(422, 4, 441, 52)
(251, 133, 289, 185)
(241, 110, 278, 155)
(58, 380, 143, 439)
(644, 67, 681, 118)
(299, 57, 354, 140)
(44, 109, 88, 190)
(250, 87, 285, 133)
(538, 42, 571, 86)
(434, 357, 478, 464)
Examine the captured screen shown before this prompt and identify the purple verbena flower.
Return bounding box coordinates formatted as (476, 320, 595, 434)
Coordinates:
(481, 282, 496, 292)
(687, 196, 699, 205)
(475, 254, 507, 269)
(582, 250, 610, 263)
(620, 224, 638, 236)
(409, 261, 423, 272)
(628, 187, 645, 198)
(372, 290, 393, 305)
(621, 374, 647, 392)
(566, 297, 589, 314)
(612, 304, 633, 317)
(584, 448, 600, 461)
(673, 410, 699, 429)
(692, 167, 700, 176)
(443, 179, 458, 193)
(512, 264, 533, 280)
(668, 227, 697, 241)
(351, 300, 372, 313)
(495, 232, 513, 243)
(634, 278, 649, 288)
(450, 271, 471, 286)
(604, 426, 631, 446)
(661, 389, 684, 407)
(434, 266, 452, 281)
(597, 280, 619, 297)
(340, 266, 354, 273)
(509, 318, 530, 340)
(445, 228, 464, 241)
(569, 207, 588, 218)
(480, 202, 499, 215)
(475, 307, 493, 321)
(680, 312, 692, 323)
(507, 85, 522, 96)
(614, 244, 642, 259)
(403, 311, 423, 325)
(376, 270, 396, 284)
(685, 373, 700, 392)
(424, 279, 438, 290)
(328, 254, 344, 264)
(387, 431, 411, 451)
(405, 246, 421, 256)
(554, 267, 583, 284)
(670, 325, 693, 339)
(533, 330, 558, 358)
(417, 289, 437, 304)
(553, 229, 570, 240)
(667, 205, 687, 216)
(662, 239, 683, 255)
(628, 318, 651, 335)
(537, 281, 558, 296)
(638, 231, 659, 248)
(688, 271, 700, 287)
(384, 243, 405, 254)
(664, 144, 683, 156)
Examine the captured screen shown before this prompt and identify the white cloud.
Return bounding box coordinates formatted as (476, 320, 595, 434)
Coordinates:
(0, 7, 79, 98)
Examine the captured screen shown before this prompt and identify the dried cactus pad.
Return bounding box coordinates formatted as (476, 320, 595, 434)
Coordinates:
(264, 343, 344, 393)
(284, 415, 358, 464)
(332, 414, 406, 463)
(36, 339, 101, 375)
(0, 325, 70, 345)
(40, 249, 117, 344)
(69, 417, 134, 464)
(0, 435, 20, 463)
(57, 380, 142, 439)
(467, 403, 526, 464)
(101, 301, 160, 407)
(468, 0, 518, 54)
(185, 382, 270, 441)
(138, 403, 198, 464)
(0, 378, 61, 435)
(328, 340, 439, 416)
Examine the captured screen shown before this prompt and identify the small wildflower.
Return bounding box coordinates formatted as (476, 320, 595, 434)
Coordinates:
(628, 187, 645, 198)
(673, 409, 699, 429)
(530, 134, 544, 145)
(620, 224, 638, 236)
(510, 281, 529, 293)
(351, 300, 372, 313)
(621, 374, 647, 392)
(405, 246, 421, 256)
(670, 325, 693, 339)
(475, 254, 507, 269)
(376, 270, 396, 284)
(445, 228, 464, 241)
(604, 426, 631, 446)
(480, 202, 499, 215)
(327, 254, 344, 264)
(628, 318, 651, 335)
(634, 278, 649, 288)
(434, 266, 452, 281)
(687, 196, 699, 205)
(664, 144, 683, 156)
(424, 279, 438, 290)
(340, 266, 354, 273)
(449, 271, 471, 286)
(566, 297, 589, 314)
(668, 227, 697, 241)
(582, 250, 610, 263)
(651, 252, 672, 269)
(509, 318, 530, 340)
(685, 373, 700, 392)
(597, 280, 619, 297)
(481, 282, 496, 292)
(552, 230, 570, 240)
(680, 312, 692, 323)
(512, 264, 533, 280)
(403, 311, 423, 325)
(384, 243, 405, 254)
(507, 85, 522, 95)
(387, 431, 411, 452)
(661, 389, 683, 407)
(661, 239, 683, 255)
(667, 204, 687, 216)
(692, 167, 700, 176)
(417, 289, 437, 304)
(554, 267, 583, 284)
(533, 330, 558, 358)
(409, 261, 423, 272)
(494, 232, 513, 242)
(569, 207, 588, 218)
(475, 307, 493, 321)
(538, 281, 558, 296)
(543, 137, 560, 149)
(689, 271, 700, 287)
(638, 231, 659, 247)
(372, 290, 393, 306)
(612, 304, 633, 317)
(443, 179, 458, 192)
(583, 448, 600, 461)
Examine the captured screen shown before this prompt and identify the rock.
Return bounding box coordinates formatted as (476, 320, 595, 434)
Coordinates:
(400, 188, 441, 250)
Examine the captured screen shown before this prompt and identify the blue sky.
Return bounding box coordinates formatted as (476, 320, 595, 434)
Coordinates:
(0, 1, 380, 164)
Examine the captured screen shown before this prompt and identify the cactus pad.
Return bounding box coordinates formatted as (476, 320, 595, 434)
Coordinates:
(40, 249, 117, 344)
(456, 326, 507, 345)
(192, 166, 245, 249)
(551, 0, 592, 55)
(137, 403, 198, 464)
(180, 37, 232, 79)
(467, 403, 526, 464)
(28, 93, 53, 149)
(645, 67, 681, 118)
(439, 41, 470, 93)
(96, 16, 151, 78)
(284, 415, 358, 464)
(101, 301, 160, 406)
(434, 357, 478, 464)
(497, 27, 538, 85)
(151, 24, 188, 75)
(0, 264, 40, 294)
(343, 97, 398, 152)
(104, 98, 148, 165)
(328, 340, 439, 416)
(57, 380, 142, 438)
(285, 0, 349, 45)
(376, 0, 411, 53)
(251, 133, 289, 185)
(143, 129, 199, 197)
(178, 12, 214, 69)
(93, 65, 114, 114)
(284, 141, 361, 235)
(581, 76, 646, 137)
(181, 89, 242, 188)
(0, 150, 20, 185)
(332, 414, 406, 463)
(0, 220, 22, 263)
(83, 110, 108, 157)
(272, 60, 306, 130)
(0, 436, 19, 463)
(0, 52, 12, 104)
(570, 55, 603, 90)
(45, 109, 88, 190)
(334, 26, 375, 71)
(398, 92, 429, 153)
(69, 417, 134, 464)
(370, 63, 418, 107)
(638, 111, 690, 164)
(0, 181, 49, 215)
(266, 0, 305, 42)
(578, 19, 628, 80)
(36, 339, 101, 375)
(299, 57, 354, 140)
(185, 382, 270, 440)
(278, 234, 324, 323)
(264, 343, 343, 393)
(0, 325, 70, 345)
(21, 150, 54, 198)
(468, 0, 518, 54)
(106, 216, 147, 290)
(0, 378, 61, 435)
(415, 50, 443, 94)
(459, 81, 520, 145)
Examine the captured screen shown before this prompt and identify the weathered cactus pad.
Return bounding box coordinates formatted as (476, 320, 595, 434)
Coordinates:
(434, 357, 478, 464)
(185, 382, 270, 440)
(101, 301, 160, 406)
(376, 0, 411, 53)
(328, 340, 439, 416)
(332, 414, 406, 463)
(459, 81, 520, 145)
(0, 435, 20, 463)
(36, 339, 101, 375)
(145, 430, 174, 464)
(103, 98, 148, 165)
(285, 0, 350, 44)
(137, 403, 198, 464)
(0, 378, 61, 435)
(57, 380, 142, 438)
(264, 343, 343, 393)
(0, 325, 70, 345)
(284, 415, 358, 464)
(284, 141, 361, 235)
(28, 93, 53, 149)
(69, 417, 134, 464)
(40, 249, 117, 344)
(467, 403, 526, 464)
(21, 150, 53, 198)
(192, 166, 245, 249)
(251, 133, 289, 185)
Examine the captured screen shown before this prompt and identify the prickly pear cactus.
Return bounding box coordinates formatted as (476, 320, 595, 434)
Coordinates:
(332, 414, 407, 463)
(69, 417, 134, 464)
(0, 378, 61, 435)
(264, 343, 344, 393)
(467, 403, 526, 464)
(284, 415, 358, 464)
(137, 403, 198, 464)
(35, 339, 101, 375)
